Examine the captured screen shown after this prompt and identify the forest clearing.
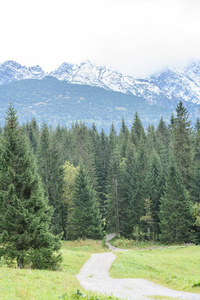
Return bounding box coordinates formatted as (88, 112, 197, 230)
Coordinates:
(0, 239, 200, 299)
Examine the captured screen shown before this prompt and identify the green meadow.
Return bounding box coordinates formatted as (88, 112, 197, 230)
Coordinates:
(1, 240, 200, 299)
(0, 240, 112, 300)
(110, 242, 200, 294)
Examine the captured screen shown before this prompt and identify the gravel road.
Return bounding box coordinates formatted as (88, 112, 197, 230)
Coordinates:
(76, 236, 200, 300)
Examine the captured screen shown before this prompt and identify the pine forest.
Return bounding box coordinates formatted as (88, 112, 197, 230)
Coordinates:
(1, 101, 200, 269)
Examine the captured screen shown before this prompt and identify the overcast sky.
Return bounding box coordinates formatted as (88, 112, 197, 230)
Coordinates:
(1, 0, 200, 77)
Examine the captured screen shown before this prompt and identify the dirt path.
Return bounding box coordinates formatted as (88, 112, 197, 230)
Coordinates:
(76, 236, 200, 300)
(106, 233, 129, 252)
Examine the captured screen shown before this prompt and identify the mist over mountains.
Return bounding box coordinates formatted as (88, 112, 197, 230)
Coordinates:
(0, 60, 200, 132)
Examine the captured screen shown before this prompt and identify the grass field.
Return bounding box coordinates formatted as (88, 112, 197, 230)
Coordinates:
(0, 240, 110, 300)
(1, 239, 200, 299)
(109, 243, 200, 294)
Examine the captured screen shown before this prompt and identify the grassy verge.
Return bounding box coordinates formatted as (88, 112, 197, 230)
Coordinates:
(110, 236, 162, 249)
(0, 240, 110, 300)
(109, 244, 200, 293)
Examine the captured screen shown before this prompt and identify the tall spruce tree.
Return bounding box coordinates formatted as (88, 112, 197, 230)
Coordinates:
(159, 157, 192, 243)
(190, 128, 200, 203)
(131, 111, 145, 148)
(118, 117, 130, 158)
(171, 101, 192, 188)
(156, 116, 170, 148)
(62, 161, 79, 239)
(109, 123, 117, 152)
(142, 150, 163, 236)
(129, 137, 147, 233)
(155, 119, 170, 174)
(24, 118, 39, 153)
(0, 104, 62, 269)
(37, 123, 52, 197)
(190, 127, 200, 242)
(120, 140, 136, 237)
(68, 164, 103, 240)
(73, 122, 98, 189)
(37, 124, 65, 235)
(92, 129, 111, 221)
(106, 145, 128, 234)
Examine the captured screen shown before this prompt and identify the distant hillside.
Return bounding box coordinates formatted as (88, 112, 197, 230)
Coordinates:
(2, 60, 200, 109)
(0, 76, 176, 132)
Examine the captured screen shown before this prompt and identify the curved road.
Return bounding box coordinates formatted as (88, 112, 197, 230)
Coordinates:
(76, 235, 200, 300)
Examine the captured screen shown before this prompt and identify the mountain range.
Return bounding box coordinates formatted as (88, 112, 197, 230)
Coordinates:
(0, 60, 200, 131)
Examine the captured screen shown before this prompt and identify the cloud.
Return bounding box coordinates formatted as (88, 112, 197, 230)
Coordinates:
(87, 0, 200, 76)
(1, 0, 200, 77)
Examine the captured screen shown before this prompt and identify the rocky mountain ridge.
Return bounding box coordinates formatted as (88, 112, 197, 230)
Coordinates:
(0, 76, 174, 132)
(1, 60, 200, 107)
(0, 60, 45, 85)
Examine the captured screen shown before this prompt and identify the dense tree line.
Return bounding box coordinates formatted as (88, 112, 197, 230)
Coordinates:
(1, 101, 200, 250)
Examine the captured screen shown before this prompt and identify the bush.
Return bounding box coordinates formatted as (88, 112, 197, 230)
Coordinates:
(30, 248, 62, 270)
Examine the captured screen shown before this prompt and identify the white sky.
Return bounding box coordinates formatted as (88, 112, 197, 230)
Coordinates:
(1, 0, 200, 77)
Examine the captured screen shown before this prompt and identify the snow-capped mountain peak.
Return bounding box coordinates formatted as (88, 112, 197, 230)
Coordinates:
(60, 61, 163, 104)
(49, 62, 75, 80)
(28, 65, 44, 75)
(0, 60, 46, 85)
(1, 59, 200, 106)
(148, 62, 200, 105)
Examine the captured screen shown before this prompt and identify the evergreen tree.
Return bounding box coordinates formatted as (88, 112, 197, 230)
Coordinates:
(109, 123, 117, 152)
(142, 150, 163, 236)
(156, 116, 170, 147)
(192, 203, 200, 227)
(131, 111, 145, 148)
(121, 141, 137, 237)
(189, 127, 200, 242)
(155, 118, 170, 173)
(170, 112, 175, 129)
(62, 161, 79, 239)
(195, 118, 200, 132)
(146, 124, 157, 155)
(106, 144, 130, 235)
(49, 130, 65, 234)
(68, 164, 103, 240)
(0, 104, 61, 269)
(140, 198, 155, 240)
(156, 116, 169, 143)
(190, 166, 200, 204)
(93, 129, 111, 221)
(106, 146, 124, 233)
(129, 137, 147, 233)
(171, 101, 192, 188)
(37, 124, 59, 234)
(25, 118, 39, 153)
(159, 157, 192, 243)
(37, 123, 52, 195)
(118, 117, 130, 158)
(190, 128, 200, 203)
(73, 122, 98, 189)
